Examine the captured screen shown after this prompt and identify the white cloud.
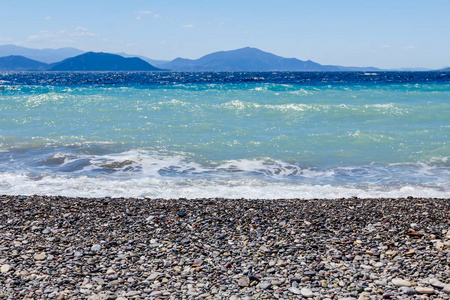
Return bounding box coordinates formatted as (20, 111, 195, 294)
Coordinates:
(379, 45, 391, 49)
(182, 24, 194, 29)
(135, 10, 152, 15)
(0, 37, 13, 43)
(153, 14, 163, 18)
(73, 27, 98, 38)
(133, 10, 155, 20)
(25, 28, 99, 47)
(403, 45, 416, 50)
(44, 16, 51, 21)
(27, 30, 63, 42)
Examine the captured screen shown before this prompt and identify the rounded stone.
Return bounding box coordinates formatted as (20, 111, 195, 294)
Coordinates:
(391, 278, 411, 287)
(301, 287, 313, 298)
(1, 264, 11, 273)
(91, 244, 102, 252)
(429, 278, 445, 289)
(399, 287, 416, 295)
(443, 284, 450, 294)
(260, 281, 272, 290)
(148, 273, 160, 281)
(288, 287, 301, 295)
(34, 252, 46, 261)
(238, 276, 250, 287)
(415, 287, 434, 294)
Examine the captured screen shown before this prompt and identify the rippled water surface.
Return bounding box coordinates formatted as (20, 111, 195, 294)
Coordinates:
(1, 71, 449, 198)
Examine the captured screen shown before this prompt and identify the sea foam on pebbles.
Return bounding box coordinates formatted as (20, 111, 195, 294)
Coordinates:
(0, 195, 449, 299)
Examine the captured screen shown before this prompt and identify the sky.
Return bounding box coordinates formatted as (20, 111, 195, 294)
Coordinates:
(1, 0, 449, 69)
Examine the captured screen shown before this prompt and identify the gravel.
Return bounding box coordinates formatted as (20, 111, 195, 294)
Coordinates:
(0, 195, 449, 299)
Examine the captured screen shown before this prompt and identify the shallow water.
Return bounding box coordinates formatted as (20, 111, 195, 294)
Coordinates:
(1, 71, 449, 198)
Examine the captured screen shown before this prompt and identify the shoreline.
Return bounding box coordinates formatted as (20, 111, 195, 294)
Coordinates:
(1, 195, 449, 299)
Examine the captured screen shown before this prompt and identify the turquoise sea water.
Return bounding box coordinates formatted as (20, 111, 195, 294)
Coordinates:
(0, 72, 449, 198)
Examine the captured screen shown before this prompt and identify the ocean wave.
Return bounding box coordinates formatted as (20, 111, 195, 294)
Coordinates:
(0, 172, 448, 199)
(219, 100, 410, 115)
(1, 73, 448, 199)
(2, 71, 450, 86)
(2, 148, 449, 186)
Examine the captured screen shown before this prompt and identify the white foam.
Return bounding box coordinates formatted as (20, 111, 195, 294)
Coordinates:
(69, 150, 208, 177)
(221, 100, 322, 112)
(214, 158, 330, 179)
(1, 148, 449, 199)
(219, 101, 407, 114)
(0, 172, 448, 199)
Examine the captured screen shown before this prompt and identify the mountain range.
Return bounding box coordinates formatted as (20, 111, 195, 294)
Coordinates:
(0, 44, 446, 72)
(0, 45, 84, 64)
(158, 47, 380, 72)
(0, 52, 161, 72)
(116, 52, 168, 67)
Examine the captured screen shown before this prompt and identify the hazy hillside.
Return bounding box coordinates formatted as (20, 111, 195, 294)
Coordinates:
(0, 55, 49, 71)
(160, 47, 380, 72)
(0, 45, 85, 63)
(49, 52, 162, 71)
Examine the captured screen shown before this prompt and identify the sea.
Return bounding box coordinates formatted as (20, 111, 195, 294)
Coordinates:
(0, 71, 449, 199)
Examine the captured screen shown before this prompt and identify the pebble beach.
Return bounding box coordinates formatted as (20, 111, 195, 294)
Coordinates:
(1, 196, 449, 299)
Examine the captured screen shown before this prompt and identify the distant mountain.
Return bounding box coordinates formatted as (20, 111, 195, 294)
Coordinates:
(0, 55, 49, 71)
(439, 67, 450, 71)
(333, 65, 381, 72)
(160, 47, 380, 72)
(49, 52, 162, 71)
(0, 44, 85, 63)
(117, 52, 169, 67)
(387, 67, 432, 71)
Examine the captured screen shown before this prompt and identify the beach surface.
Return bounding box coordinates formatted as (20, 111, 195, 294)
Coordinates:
(0, 196, 449, 299)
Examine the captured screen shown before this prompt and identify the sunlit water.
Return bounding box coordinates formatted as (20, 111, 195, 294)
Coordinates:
(0, 72, 449, 199)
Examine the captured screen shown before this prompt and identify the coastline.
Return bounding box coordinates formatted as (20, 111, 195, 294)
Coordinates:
(1, 195, 449, 299)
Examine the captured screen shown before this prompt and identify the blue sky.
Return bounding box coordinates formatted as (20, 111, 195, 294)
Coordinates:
(1, 0, 449, 69)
